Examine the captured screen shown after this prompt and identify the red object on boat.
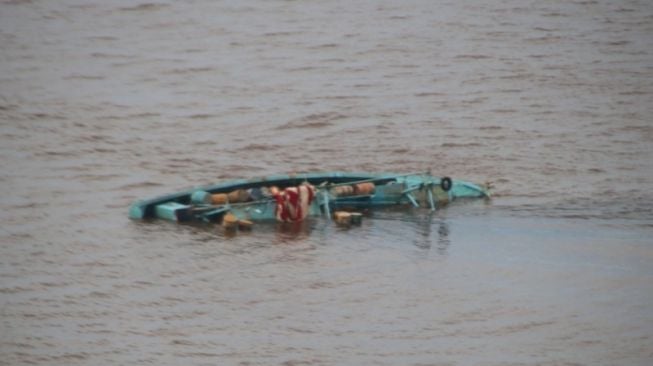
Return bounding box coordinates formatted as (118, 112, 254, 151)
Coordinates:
(274, 184, 316, 223)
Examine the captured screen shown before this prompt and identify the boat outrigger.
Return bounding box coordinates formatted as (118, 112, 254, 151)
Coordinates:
(128, 172, 490, 225)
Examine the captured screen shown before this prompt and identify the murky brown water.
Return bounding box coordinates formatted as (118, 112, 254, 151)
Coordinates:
(1, 0, 653, 365)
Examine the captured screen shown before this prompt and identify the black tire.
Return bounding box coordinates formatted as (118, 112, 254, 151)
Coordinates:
(440, 177, 452, 192)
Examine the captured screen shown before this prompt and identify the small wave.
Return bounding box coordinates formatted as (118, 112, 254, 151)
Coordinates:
(50, 353, 91, 362)
(163, 67, 215, 75)
(35, 150, 77, 157)
(277, 112, 347, 129)
(479, 125, 503, 130)
(239, 143, 283, 152)
(533, 27, 559, 32)
(286, 66, 325, 72)
(187, 114, 218, 120)
(321, 95, 367, 101)
(118, 181, 165, 190)
(72, 134, 112, 143)
(619, 90, 649, 96)
(263, 31, 300, 37)
(498, 194, 653, 225)
(500, 73, 536, 80)
(87, 291, 112, 299)
(7, 202, 48, 210)
(309, 43, 339, 50)
(524, 36, 565, 43)
(388, 15, 411, 20)
(0, 286, 32, 294)
(2, 0, 33, 5)
(213, 165, 265, 178)
(414, 92, 445, 97)
(26, 112, 67, 120)
(587, 168, 605, 174)
(307, 147, 337, 154)
(119, 3, 169, 12)
(63, 74, 105, 81)
(90, 52, 134, 59)
(441, 142, 483, 148)
(483, 320, 556, 336)
(171, 339, 196, 346)
(542, 12, 567, 17)
(86, 36, 118, 42)
(454, 54, 492, 60)
(74, 173, 123, 181)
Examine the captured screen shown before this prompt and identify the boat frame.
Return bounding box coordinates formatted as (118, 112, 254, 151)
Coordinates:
(128, 172, 489, 223)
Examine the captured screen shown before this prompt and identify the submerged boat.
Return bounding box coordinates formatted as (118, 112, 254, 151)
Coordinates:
(128, 172, 490, 224)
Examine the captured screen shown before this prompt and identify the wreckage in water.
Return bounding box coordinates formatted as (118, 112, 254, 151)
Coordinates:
(128, 172, 490, 224)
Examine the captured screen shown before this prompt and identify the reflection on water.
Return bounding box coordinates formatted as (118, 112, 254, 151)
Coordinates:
(412, 212, 451, 255)
(273, 220, 315, 243)
(146, 207, 457, 258)
(437, 221, 451, 254)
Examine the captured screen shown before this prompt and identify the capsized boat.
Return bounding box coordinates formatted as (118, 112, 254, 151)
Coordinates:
(128, 172, 490, 223)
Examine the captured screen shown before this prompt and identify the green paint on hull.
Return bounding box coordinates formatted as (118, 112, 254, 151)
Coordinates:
(128, 172, 489, 222)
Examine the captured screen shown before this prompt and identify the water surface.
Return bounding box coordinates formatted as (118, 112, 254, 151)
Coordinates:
(1, 0, 652, 365)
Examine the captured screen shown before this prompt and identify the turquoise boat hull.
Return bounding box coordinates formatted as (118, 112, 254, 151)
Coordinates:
(128, 172, 489, 222)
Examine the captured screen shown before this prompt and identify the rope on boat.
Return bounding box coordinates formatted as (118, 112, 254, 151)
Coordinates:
(323, 172, 427, 188)
(190, 172, 455, 222)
